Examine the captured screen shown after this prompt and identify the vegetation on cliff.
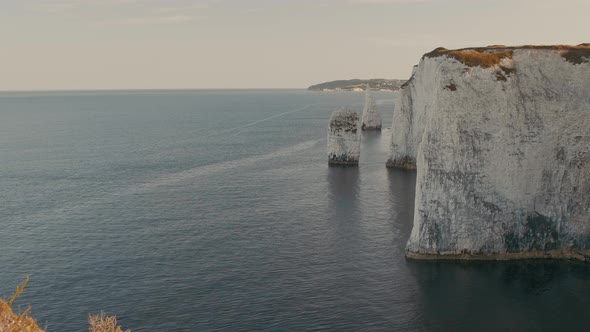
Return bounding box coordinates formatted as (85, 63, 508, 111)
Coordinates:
(423, 44, 590, 67)
(1, 277, 130, 332)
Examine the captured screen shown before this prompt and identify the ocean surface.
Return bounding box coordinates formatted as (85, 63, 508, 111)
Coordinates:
(1, 90, 589, 331)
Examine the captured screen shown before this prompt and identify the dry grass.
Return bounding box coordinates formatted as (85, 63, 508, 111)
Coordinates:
(1, 278, 130, 332)
(88, 312, 130, 332)
(0, 277, 44, 332)
(425, 47, 512, 68)
(451, 50, 512, 68)
(424, 44, 590, 66)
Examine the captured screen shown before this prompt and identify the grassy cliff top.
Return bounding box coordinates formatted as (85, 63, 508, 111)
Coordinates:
(424, 44, 590, 66)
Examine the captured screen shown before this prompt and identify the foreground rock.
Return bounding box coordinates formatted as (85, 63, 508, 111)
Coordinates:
(391, 45, 590, 261)
(361, 89, 382, 130)
(328, 109, 360, 166)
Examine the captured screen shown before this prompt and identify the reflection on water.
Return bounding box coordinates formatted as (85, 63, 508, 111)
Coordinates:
(326, 165, 362, 265)
(408, 259, 590, 331)
(360, 130, 389, 169)
(387, 169, 417, 252)
(327, 167, 360, 206)
(361, 130, 383, 155)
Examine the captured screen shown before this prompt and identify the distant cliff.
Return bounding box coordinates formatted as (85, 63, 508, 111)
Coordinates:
(308, 79, 406, 91)
(388, 44, 590, 261)
(361, 94, 382, 130)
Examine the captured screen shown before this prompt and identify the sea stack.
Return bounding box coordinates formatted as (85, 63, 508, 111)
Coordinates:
(390, 45, 590, 261)
(361, 87, 382, 130)
(328, 109, 360, 166)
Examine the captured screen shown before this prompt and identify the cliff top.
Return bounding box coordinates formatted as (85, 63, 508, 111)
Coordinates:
(330, 109, 359, 127)
(423, 43, 590, 66)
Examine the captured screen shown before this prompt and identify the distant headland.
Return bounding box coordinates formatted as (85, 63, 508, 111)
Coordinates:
(308, 79, 406, 92)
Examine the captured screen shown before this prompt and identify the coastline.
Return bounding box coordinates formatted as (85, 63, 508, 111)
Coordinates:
(406, 250, 590, 262)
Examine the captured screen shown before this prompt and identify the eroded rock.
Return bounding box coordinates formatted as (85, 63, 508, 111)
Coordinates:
(390, 45, 590, 261)
(361, 90, 382, 130)
(328, 109, 360, 166)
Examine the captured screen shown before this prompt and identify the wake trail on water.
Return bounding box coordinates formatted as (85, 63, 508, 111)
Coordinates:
(22, 139, 321, 221)
(230, 105, 312, 136)
(17, 105, 320, 219)
(129, 104, 315, 163)
(128, 139, 321, 193)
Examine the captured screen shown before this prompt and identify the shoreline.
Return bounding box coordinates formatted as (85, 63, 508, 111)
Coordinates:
(406, 250, 590, 262)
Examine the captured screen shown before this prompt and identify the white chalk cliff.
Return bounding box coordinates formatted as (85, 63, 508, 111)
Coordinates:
(328, 109, 361, 166)
(388, 45, 590, 260)
(361, 90, 382, 130)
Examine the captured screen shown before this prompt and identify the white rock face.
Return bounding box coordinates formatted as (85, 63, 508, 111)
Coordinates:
(390, 45, 590, 260)
(361, 93, 382, 130)
(328, 110, 360, 166)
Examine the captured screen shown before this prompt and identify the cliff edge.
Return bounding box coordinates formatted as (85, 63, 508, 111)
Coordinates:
(389, 44, 590, 261)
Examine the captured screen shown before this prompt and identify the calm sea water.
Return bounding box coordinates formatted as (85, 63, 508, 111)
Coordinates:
(1, 90, 589, 331)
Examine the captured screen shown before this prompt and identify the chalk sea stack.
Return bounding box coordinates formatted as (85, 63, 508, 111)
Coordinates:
(388, 44, 590, 261)
(361, 90, 382, 130)
(328, 109, 361, 166)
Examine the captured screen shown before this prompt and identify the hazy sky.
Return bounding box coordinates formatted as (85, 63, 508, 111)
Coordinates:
(1, 0, 588, 90)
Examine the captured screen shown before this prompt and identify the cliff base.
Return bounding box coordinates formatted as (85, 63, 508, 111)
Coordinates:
(406, 249, 590, 262)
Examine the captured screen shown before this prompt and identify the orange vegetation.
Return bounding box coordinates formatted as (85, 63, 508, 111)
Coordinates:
(88, 312, 130, 332)
(453, 50, 513, 68)
(1, 277, 130, 332)
(424, 47, 512, 68)
(0, 277, 44, 332)
(424, 44, 590, 66)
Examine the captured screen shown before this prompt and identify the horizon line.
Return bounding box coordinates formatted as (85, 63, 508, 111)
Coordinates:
(0, 88, 312, 93)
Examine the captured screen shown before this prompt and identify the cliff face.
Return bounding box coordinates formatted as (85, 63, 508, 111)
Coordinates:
(390, 45, 590, 260)
(328, 110, 361, 166)
(385, 64, 425, 169)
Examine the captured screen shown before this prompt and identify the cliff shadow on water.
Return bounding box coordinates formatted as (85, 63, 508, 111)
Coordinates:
(405, 259, 590, 331)
(324, 166, 363, 281)
(387, 168, 417, 253)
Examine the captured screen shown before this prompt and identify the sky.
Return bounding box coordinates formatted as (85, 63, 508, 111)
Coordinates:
(1, 0, 588, 90)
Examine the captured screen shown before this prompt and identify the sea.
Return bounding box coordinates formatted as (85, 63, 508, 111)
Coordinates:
(1, 90, 589, 331)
